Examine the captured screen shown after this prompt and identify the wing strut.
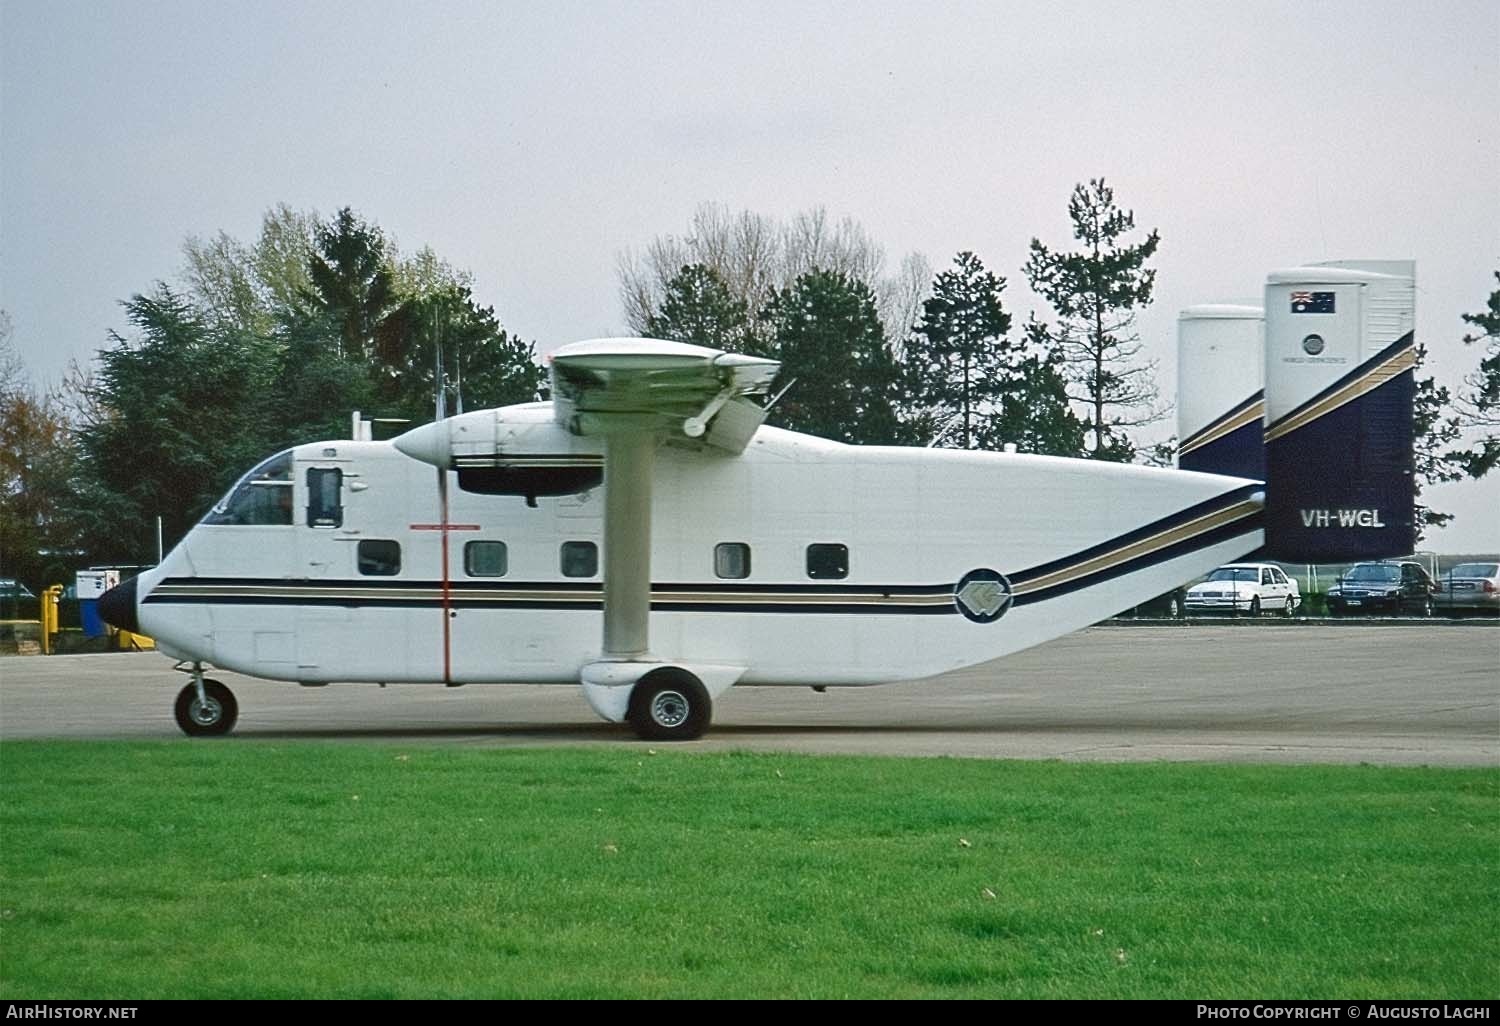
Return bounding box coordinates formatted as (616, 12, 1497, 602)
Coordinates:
(601, 430, 654, 660)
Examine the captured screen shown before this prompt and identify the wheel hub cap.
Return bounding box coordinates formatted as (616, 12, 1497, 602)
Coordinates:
(651, 690, 689, 729)
(191, 697, 222, 726)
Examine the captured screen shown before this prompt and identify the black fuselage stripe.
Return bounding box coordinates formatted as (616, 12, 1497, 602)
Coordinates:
(150, 576, 956, 597)
(1009, 484, 1262, 585)
(147, 486, 1263, 615)
(144, 594, 957, 615)
(1179, 390, 1264, 452)
(1264, 332, 1414, 431)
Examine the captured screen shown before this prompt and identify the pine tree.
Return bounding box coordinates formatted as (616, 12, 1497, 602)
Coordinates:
(644, 264, 752, 353)
(1453, 271, 1500, 479)
(303, 207, 396, 363)
(900, 253, 1085, 455)
(983, 319, 1087, 456)
(1023, 178, 1165, 460)
(759, 270, 903, 445)
(75, 285, 280, 559)
(1412, 343, 1462, 539)
(375, 285, 544, 423)
(901, 252, 1013, 449)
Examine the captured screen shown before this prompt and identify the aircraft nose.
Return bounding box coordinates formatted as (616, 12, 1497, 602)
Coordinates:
(98, 577, 139, 633)
(392, 420, 451, 468)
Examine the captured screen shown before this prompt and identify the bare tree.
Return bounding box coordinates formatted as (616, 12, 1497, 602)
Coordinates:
(618, 202, 928, 346)
(881, 252, 934, 360)
(0, 311, 21, 400)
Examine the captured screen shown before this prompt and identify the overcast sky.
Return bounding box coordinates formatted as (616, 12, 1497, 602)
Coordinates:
(2, 0, 1496, 549)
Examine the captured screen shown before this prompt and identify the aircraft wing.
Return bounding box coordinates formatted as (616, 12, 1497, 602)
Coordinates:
(550, 338, 780, 454)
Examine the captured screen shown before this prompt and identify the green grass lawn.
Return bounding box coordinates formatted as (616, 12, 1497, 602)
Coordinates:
(1, 742, 1495, 999)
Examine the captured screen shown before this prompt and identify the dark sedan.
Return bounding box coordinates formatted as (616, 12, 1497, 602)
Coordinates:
(1326, 561, 1435, 617)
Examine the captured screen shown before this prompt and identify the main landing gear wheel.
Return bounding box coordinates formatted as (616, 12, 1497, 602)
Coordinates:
(626, 669, 711, 742)
(174, 679, 238, 737)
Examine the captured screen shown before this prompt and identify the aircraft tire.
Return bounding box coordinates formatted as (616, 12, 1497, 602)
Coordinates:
(174, 679, 238, 737)
(626, 669, 711, 742)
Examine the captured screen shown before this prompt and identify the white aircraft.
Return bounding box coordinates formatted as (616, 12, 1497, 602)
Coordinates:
(99, 327, 1411, 741)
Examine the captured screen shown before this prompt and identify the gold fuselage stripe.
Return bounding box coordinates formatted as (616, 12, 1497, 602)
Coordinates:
(1264, 347, 1416, 443)
(1179, 400, 1264, 456)
(1012, 499, 1262, 596)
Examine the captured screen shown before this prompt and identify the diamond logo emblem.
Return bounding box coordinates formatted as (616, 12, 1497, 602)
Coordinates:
(954, 569, 1013, 623)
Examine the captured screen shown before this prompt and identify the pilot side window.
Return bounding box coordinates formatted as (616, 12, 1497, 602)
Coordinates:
(561, 541, 598, 578)
(306, 468, 343, 528)
(715, 543, 751, 580)
(806, 543, 848, 580)
(465, 541, 508, 578)
(357, 540, 400, 576)
(201, 451, 293, 526)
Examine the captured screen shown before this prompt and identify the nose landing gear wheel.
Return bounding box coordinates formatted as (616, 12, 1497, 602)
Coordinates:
(627, 669, 711, 741)
(174, 679, 238, 737)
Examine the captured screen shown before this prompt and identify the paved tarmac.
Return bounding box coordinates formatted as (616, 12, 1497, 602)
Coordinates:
(1, 624, 1495, 765)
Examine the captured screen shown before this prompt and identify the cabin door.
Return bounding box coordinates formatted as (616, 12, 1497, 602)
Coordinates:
(297, 461, 356, 579)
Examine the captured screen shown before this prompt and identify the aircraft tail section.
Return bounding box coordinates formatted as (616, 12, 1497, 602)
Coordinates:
(1178, 388, 1265, 481)
(1177, 304, 1266, 481)
(1260, 262, 1417, 562)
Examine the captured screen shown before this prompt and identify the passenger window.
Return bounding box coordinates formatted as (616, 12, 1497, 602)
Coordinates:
(306, 468, 343, 528)
(806, 543, 848, 580)
(357, 540, 400, 576)
(715, 542, 751, 580)
(202, 451, 293, 526)
(561, 541, 598, 578)
(1262, 569, 1274, 586)
(465, 541, 508, 578)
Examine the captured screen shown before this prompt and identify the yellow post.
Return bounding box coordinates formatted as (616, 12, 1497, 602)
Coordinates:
(40, 585, 63, 655)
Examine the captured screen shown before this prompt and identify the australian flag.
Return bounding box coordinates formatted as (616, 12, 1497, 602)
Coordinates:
(1290, 291, 1336, 313)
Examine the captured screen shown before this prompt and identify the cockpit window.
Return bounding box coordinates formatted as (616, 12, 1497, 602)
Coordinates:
(202, 451, 294, 526)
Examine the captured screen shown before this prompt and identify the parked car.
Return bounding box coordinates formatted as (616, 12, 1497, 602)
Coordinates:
(1114, 587, 1187, 619)
(1184, 563, 1301, 616)
(0, 578, 34, 599)
(1325, 561, 1435, 616)
(0, 578, 39, 620)
(1434, 562, 1500, 617)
